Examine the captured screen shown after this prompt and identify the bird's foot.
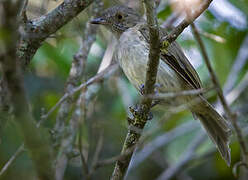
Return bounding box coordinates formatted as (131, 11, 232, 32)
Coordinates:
(139, 84, 145, 95)
(154, 83, 162, 94)
(139, 83, 162, 96)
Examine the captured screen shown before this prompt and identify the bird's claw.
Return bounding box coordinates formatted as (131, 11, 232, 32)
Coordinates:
(139, 83, 162, 95)
(139, 84, 145, 95)
(147, 111, 153, 120)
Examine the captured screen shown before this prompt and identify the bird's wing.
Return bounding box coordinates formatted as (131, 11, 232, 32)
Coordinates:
(138, 25, 202, 90)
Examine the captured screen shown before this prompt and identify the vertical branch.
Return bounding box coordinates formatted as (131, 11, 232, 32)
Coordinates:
(54, 26, 97, 180)
(53, 18, 99, 147)
(111, 1, 160, 179)
(54, 2, 104, 179)
(0, 1, 54, 179)
(191, 23, 248, 169)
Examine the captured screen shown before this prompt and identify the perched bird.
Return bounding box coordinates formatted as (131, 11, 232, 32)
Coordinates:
(91, 5, 231, 165)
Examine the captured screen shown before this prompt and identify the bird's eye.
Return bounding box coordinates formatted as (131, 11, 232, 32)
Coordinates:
(116, 13, 123, 20)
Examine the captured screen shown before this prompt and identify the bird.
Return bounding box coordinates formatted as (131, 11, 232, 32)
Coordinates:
(90, 5, 231, 165)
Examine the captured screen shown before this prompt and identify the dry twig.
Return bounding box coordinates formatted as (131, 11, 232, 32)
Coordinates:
(0, 145, 25, 177)
(191, 23, 248, 174)
(0, 1, 55, 179)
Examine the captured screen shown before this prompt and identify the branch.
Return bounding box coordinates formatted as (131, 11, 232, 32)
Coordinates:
(41, 63, 118, 120)
(89, 131, 104, 176)
(53, 17, 99, 148)
(111, 1, 161, 179)
(54, 35, 92, 180)
(94, 146, 136, 170)
(0, 1, 54, 179)
(160, 0, 212, 45)
(18, 0, 94, 67)
(0, 145, 25, 177)
(54, 2, 104, 177)
(191, 23, 248, 170)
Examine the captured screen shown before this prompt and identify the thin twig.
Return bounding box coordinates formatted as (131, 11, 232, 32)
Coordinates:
(77, 82, 90, 179)
(78, 123, 90, 178)
(53, 16, 99, 147)
(89, 130, 104, 175)
(161, 0, 213, 44)
(1, 1, 55, 179)
(54, 35, 90, 179)
(0, 144, 25, 177)
(55, 3, 104, 177)
(94, 146, 136, 169)
(198, 30, 226, 43)
(191, 23, 248, 174)
(41, 64, 118, 120)
(0, 104, 57, 178)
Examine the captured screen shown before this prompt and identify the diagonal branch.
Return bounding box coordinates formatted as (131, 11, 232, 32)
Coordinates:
(161, 0, 213, 45)
(18, 0, 95, 67)
(41, 63, 118, 120)
(0, 145, 25, 177)
(191, 22, 248, 176)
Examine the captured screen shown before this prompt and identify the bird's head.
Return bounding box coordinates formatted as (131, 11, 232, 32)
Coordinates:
(90, 5, 142, 38)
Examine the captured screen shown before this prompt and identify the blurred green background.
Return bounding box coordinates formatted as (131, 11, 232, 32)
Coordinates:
(1, 0, 248, 179)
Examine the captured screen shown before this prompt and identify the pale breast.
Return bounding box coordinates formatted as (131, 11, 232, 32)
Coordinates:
(115, 24, 184, 97)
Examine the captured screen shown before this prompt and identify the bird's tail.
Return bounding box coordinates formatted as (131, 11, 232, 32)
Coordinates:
(193, 98, 232, 165)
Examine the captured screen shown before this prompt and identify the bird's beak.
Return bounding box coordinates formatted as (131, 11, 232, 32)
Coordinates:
(90, 17, 108, 25)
